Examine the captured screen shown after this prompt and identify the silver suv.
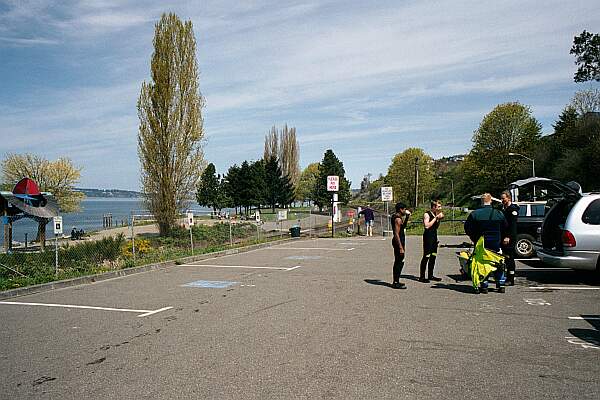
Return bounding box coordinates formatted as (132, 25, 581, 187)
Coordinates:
(535, 193, 600, 272)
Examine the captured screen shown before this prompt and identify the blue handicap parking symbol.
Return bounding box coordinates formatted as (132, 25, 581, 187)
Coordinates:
(181, 280, 239, 289)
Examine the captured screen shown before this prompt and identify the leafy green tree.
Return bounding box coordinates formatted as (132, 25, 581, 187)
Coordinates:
(465, 102, 541, 195)
(367, 175, 385, 202)
(386, 148, 435, 207)
(313, 149, 351, 210)
(1, 153, 85, 212)
(137, 13, 205, 236)
(296, 163, 319, 204)
(570, 30, 600, 82)
(570, 87, 600, 115)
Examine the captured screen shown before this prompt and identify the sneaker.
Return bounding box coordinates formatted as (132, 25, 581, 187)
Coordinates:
(392, 282, 407, 289)
(419, 277, 430, 283)
(480, 287, 488, 294)
(428, 276, 442, 282)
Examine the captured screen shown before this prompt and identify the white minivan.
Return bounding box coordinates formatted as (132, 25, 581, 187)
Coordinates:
(535, 191, 600, 273)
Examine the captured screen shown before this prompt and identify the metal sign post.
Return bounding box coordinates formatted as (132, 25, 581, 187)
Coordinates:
(187, 212, 194, 255)
(381, 187, 393, 233)
(53, 216, 63, 275)
(327, 176, 339, 238)
(277, 210, 287, 238)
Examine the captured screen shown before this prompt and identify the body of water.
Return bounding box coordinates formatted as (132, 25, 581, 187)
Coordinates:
(2, 198, 212, 246)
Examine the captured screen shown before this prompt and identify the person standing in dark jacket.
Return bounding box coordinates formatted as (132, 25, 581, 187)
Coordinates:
(419, 200, 444, 283)
(464, 193, 507, 252)
(501, 191, 519, 286)
(464, 193, 508, 293)
(391, 202, 410, 289)
(359, 204, 375, 237)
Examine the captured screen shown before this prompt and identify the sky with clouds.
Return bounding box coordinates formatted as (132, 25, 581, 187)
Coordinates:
(0, 0, 598, 190)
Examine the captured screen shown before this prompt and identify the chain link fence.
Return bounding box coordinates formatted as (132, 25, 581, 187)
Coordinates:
(0, 205, 467, 292)
(0, 208, 333, 291)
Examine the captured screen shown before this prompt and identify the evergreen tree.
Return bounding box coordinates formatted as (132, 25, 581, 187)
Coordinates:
(249, 160, 266, 211)
(196, 163, 220, 212)
(264, 156, 294, 211)
(238, 161, 254, 215)
(313, 149, 351, 210)
(224, 164, 241, 214)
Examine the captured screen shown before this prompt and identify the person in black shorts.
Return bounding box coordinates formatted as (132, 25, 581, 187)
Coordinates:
(391, 202, 411, 289)
(419, 200, 444, 283)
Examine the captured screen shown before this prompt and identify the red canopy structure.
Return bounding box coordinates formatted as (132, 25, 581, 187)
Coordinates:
(1, 177, 58, 252)
(13, 177, 42, 196)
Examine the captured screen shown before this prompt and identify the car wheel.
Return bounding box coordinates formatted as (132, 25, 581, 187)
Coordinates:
(515, 234, 535, 258)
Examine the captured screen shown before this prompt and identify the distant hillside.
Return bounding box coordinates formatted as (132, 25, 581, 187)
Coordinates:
(75, 188, 142, 198)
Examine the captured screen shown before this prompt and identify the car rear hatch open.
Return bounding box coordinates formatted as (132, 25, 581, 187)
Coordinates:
(508, 178, 583, 253)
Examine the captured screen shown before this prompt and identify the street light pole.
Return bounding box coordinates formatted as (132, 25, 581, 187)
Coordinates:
(508, 152, 535, 177)
(438, 175, 455, 233)
(509, 152, 536, 200)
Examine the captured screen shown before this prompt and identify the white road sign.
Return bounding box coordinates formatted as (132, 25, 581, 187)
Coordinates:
(381, 186, 393, 202)
(53, 216, 63, 235)
(186, 212, 194, 227)
(277, 210, 288, 221)
(327, 175, 339, 192)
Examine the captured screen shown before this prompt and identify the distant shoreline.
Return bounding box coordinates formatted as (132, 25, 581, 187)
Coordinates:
(75, 188, 142, 198)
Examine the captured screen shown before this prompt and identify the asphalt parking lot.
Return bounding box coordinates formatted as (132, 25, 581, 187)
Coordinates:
(1, 235, 598, 399)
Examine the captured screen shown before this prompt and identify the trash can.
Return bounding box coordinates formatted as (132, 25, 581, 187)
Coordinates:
(289, 226, 301, 238)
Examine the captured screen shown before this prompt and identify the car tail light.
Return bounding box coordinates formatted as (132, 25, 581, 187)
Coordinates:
(562, 230, 577, 247)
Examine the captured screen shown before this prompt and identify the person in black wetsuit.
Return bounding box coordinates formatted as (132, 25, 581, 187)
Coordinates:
(501, 191, 519, 286)
(419, 200, 444, 283)
(391, 202, 411, 289)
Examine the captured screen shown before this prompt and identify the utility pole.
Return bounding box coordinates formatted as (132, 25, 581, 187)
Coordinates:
(414, 157, 419, 208)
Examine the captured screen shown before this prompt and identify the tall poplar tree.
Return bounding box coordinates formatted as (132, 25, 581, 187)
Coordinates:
(279, 125, 300, 192)
(137, 13, 205, 236)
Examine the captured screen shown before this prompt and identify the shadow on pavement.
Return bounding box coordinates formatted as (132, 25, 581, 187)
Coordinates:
(399, 274, 421, 283)
(567, 315, 600, 348)
(516, 263, 599, 286)
(364, 279, 394, 288)
(430, 282, 478, 294)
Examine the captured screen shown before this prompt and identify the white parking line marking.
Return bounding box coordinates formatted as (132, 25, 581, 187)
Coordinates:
(286, 266, 302, 271)
(180, 264, 298, 271)
(264, 247, 354, 251)
(0, 301, 172, 318)
(524, 298, 551, 305)
(518, 268, 572, 271)
(529, 286, 600, 290)
(569, 316, 600, 320)
(565, 336, 600, 349)
(137, 307, 174, 318)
